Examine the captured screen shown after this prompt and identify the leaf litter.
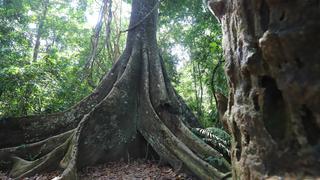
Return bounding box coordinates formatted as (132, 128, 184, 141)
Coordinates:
(0, 159, 196, 180)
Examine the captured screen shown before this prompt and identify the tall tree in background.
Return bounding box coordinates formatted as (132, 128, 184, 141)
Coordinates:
(32, 0, 49, 62)
(209, 0, 320, 179)
(0, 0, 230, 179)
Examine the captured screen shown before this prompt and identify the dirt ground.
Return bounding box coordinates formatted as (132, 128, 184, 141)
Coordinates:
(0, 160, 195, 180)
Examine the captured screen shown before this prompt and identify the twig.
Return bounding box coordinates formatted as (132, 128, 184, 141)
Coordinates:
(211, 53, 224, 115)
(127, 149, 130, 164)
(144, 143, 149, 160)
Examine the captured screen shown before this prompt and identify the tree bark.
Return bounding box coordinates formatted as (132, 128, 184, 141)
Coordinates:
(0, 0, 230, 179)
(209, 0, 320, 179)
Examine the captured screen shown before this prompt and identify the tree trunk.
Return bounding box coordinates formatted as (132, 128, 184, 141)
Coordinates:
(84, 0, 110, 88)
(33, 0, 49, 62)
(209, 0, 320, 179)
(0, 0, 231, 179)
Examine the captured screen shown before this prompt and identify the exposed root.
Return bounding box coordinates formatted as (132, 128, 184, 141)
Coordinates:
(57, 119, 84, 180)
(138, 50, 229, 179)
(0, 48, 137, 179)
(10, 132, 74, 178)
(0, 130, 74, 160)
(139, 91, 228, 179)
(9, 115, 84, 179)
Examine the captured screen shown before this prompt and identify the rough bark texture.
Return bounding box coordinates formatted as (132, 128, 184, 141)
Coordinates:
(209, 0, 320, 179)
(0, 0, 231, 179)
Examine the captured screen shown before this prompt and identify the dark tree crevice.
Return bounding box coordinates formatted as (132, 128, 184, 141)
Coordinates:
(259, 75, 288, 142)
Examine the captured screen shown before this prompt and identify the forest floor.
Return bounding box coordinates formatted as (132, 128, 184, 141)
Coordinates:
(0, 159, 195, 180)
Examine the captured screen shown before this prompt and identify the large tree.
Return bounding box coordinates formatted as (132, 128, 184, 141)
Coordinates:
(209, 0, 320, 179)
(0, 0, 230, 179)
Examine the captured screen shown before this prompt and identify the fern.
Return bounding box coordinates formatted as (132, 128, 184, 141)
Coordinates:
(192, 127, 232, 173)
(192, 127, 231, 157)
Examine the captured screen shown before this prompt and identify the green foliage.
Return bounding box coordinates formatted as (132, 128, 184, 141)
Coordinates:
(192, 127, 230, 170)
(0, 0, 122, 117)
(192, 127, 231, 172)
(159, 0, 228, 127)
(192, 127, 230, 148)
(193, 127, 230, 149)
(205, 156, 229, 173)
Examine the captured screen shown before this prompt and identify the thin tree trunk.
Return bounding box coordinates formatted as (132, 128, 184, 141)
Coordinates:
(32, 0, 49, 62)
(84, 0, 110, 88)
(191, 59, 201, 117)
(197, 62, 204, 118)
(105, 0, 115, 63)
